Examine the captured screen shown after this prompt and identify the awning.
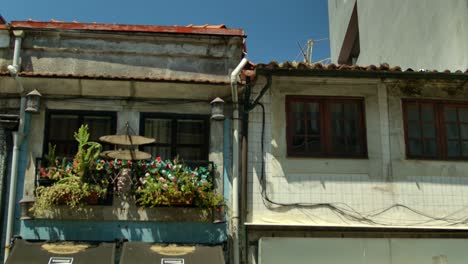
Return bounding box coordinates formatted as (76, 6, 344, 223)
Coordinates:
(119, 242, 225, 264)
(6, 239, 115, 264)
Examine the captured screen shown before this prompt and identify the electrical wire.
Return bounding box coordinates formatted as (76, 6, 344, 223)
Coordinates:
(251, 101, 468, 227)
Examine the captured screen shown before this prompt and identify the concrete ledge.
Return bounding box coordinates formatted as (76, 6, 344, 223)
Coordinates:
(32, 196, 223, 223)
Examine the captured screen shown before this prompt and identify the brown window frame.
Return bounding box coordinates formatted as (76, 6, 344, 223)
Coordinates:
(140, 113, 210, 162)
(403, 99, 468, 160)
(44, 110, 117, 159)
(286, 95, 367, 158)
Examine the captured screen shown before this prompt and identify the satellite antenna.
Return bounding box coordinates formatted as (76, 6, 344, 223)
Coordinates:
(296, 38, 329, 64)
(306, 38, 328, 64)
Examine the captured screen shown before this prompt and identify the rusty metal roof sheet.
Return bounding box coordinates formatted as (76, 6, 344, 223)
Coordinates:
(0, 71, 229, 85)
(10, 20, 245, 37)
(254, 61, 468, 79)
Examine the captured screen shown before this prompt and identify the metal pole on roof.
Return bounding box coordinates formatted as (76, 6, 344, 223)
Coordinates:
(306, 38, 328, 64)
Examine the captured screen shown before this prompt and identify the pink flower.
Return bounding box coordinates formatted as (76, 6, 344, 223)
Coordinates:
(163, 184, 168, 190)
(100, 160, 105, 164)
(138, 186, 142, 191)
(158, 177, 166, 183)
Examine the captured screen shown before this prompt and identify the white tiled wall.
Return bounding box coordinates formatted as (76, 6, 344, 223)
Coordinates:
(246, 79, 468, 228)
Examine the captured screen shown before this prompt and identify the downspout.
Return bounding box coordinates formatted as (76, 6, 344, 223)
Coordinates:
(242, 74, 271, 264)
(240, 76, 251, 264)
(230, 54, 248, 264)
(4, 30, 25, 263)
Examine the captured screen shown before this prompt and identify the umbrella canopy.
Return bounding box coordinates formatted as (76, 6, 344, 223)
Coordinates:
(99, 135, 155, 146)
(104, 150, 152, 160)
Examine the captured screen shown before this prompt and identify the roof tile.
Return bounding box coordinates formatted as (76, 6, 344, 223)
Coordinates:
(0, 71, 228, 84)
(255, 61, 468, 76)
(10, 20, 245, 37)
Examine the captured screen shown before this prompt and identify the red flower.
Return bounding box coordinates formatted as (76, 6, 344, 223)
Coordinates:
(109, 161, 114, 167)
(156, 157, 162, 163)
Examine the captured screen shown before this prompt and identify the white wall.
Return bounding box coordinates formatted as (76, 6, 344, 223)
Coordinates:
(328, 0, 357, 63)
(246, 76, 468, 228)
(329, 0, 468, 71)
(259, 237, 468, 264)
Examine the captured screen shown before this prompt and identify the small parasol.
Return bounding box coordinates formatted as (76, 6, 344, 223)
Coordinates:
(99, 122, 154, 161)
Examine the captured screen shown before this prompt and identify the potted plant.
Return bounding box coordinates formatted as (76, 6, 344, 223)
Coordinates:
(37, 143, 69, 186)
(135, 157, 225, 210)
(32, 174, 108, 216)
(32, 125, 109, 216)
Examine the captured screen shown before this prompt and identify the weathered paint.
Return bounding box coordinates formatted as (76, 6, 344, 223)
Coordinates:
(259, 237, 468, 264)
(0, 23, 244, 84)
(20, 220, 227, 244)
(223, 119, 231, 199)
(247, 76, 468, 228)
(10, 21, 245, 37)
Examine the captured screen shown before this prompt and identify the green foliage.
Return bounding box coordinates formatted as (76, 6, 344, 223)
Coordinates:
(33, 125, 108, 216)
(35, 125, 224, 214)
(44, 143, 57, 168)
(32, 174, 107, 216)
(135, 158, 225, 208)
(73, 124, 102, 181)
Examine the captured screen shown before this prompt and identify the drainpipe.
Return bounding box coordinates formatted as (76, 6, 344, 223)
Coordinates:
(230, 54, 248, 264)
(4, 30, 25, 263)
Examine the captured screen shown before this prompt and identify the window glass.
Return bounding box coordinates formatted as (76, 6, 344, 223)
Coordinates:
(142, 114, 209, 161)
(287, 97, 366, 157)
(46, 111, 115, 158)
(177, 120, 205, 144)
(144, 119, 172, 144)
(405, 101, 468, 159)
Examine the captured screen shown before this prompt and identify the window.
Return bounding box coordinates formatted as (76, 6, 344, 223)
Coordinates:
(286, 96, 367, 158)
(45, 110, 116, 158)
(403, 100, 468, 159)
(140, 113, 209, 161)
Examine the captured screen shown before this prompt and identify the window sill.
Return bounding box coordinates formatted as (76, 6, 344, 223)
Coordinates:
(286, 155, 369, 160)
(405, 157, 468, 162)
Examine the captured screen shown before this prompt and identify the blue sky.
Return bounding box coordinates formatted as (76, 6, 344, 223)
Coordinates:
(1, 0, 330, 64)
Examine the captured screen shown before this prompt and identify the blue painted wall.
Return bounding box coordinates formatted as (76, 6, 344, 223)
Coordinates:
(20, 220, 227, 244)
(8, 113, 229, 246)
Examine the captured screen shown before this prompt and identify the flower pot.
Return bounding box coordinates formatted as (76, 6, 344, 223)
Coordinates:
(168, 194, 193, 206)
(212, 206, 226, 223)
(56, 192, 73, 205)
(83, 191, 100, 205)
(37, 177, 57, 187)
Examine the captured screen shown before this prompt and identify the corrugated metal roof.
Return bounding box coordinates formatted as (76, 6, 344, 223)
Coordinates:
(10, 20, 245, 37)
(0, 71, 229, 85)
